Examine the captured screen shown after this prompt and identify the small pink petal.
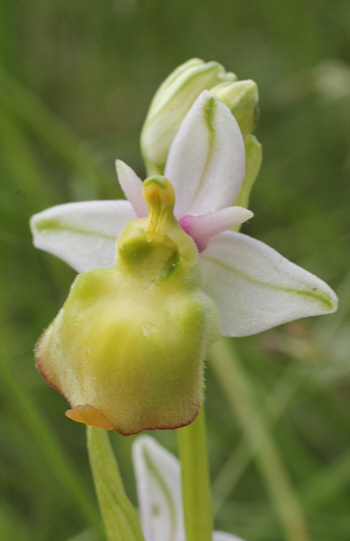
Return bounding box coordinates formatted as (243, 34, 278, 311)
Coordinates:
(116, 160, 148, 218)
(180, 206, 253, 252)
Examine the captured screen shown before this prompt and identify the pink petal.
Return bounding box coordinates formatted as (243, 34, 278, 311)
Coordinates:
(180, 207, 253, 252)
(115, 160, 148, 218)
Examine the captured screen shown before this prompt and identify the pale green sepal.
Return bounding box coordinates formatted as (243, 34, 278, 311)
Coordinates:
(87, 427, 145, 541)
(210, 80, 259, 138)
(145, 59, 225, 119)
(233, 135, 262, 229)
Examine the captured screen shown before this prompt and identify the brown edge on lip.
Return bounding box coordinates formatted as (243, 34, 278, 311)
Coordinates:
(132, 401, 201, 436)
(35, 332, 201, 436)
(65, 402, 201, 436)
(35, 333, 69, 400)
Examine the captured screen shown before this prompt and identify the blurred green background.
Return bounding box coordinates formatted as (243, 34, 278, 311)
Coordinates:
(1, 1, 349, 540)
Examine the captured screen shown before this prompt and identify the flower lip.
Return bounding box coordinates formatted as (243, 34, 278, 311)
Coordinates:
(65, 402, 201, 436)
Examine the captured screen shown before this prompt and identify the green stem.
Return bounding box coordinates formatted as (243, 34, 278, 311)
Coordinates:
(177, 406, 213, 541)
(87, 427, 145, 541)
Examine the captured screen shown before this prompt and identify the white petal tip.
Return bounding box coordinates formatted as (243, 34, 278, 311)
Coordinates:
(115, 159, 127, 175)
(232, 206, 254, 223)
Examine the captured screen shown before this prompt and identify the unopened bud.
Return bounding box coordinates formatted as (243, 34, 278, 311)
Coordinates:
(141, 58, 236, 174)
(210, 79, 259, 138)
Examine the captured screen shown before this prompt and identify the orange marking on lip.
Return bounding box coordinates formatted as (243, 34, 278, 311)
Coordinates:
(65, 404, 115, 431)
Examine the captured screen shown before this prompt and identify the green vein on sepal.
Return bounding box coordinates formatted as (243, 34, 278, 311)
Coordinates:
(202, 255, 335, 311)
(190, 96, 216, 208)
(34, 218, 117, 241)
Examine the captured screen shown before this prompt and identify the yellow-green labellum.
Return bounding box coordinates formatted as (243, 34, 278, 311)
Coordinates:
(36, 177, 219, 435)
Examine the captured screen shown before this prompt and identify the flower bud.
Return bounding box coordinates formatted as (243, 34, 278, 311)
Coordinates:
(210, 79, 259, 138)
(36, 177, 219, 435)
(141, 58, 236, 174)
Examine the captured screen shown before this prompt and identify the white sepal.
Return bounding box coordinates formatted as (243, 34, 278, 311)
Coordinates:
(200, 231, 338, 337)
(30, 200, 135, 273)
(165, 91, 245, 218)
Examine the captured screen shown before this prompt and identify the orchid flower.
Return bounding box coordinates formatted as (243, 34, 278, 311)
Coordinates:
(30, 82, 338, 541)
(133, 435, 245, 541)
(31, 90, 337, 339)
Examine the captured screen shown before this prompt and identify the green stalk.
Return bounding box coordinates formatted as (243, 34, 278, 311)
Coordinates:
(87, 427, 145, 541)
(177, 406, 213, 541)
